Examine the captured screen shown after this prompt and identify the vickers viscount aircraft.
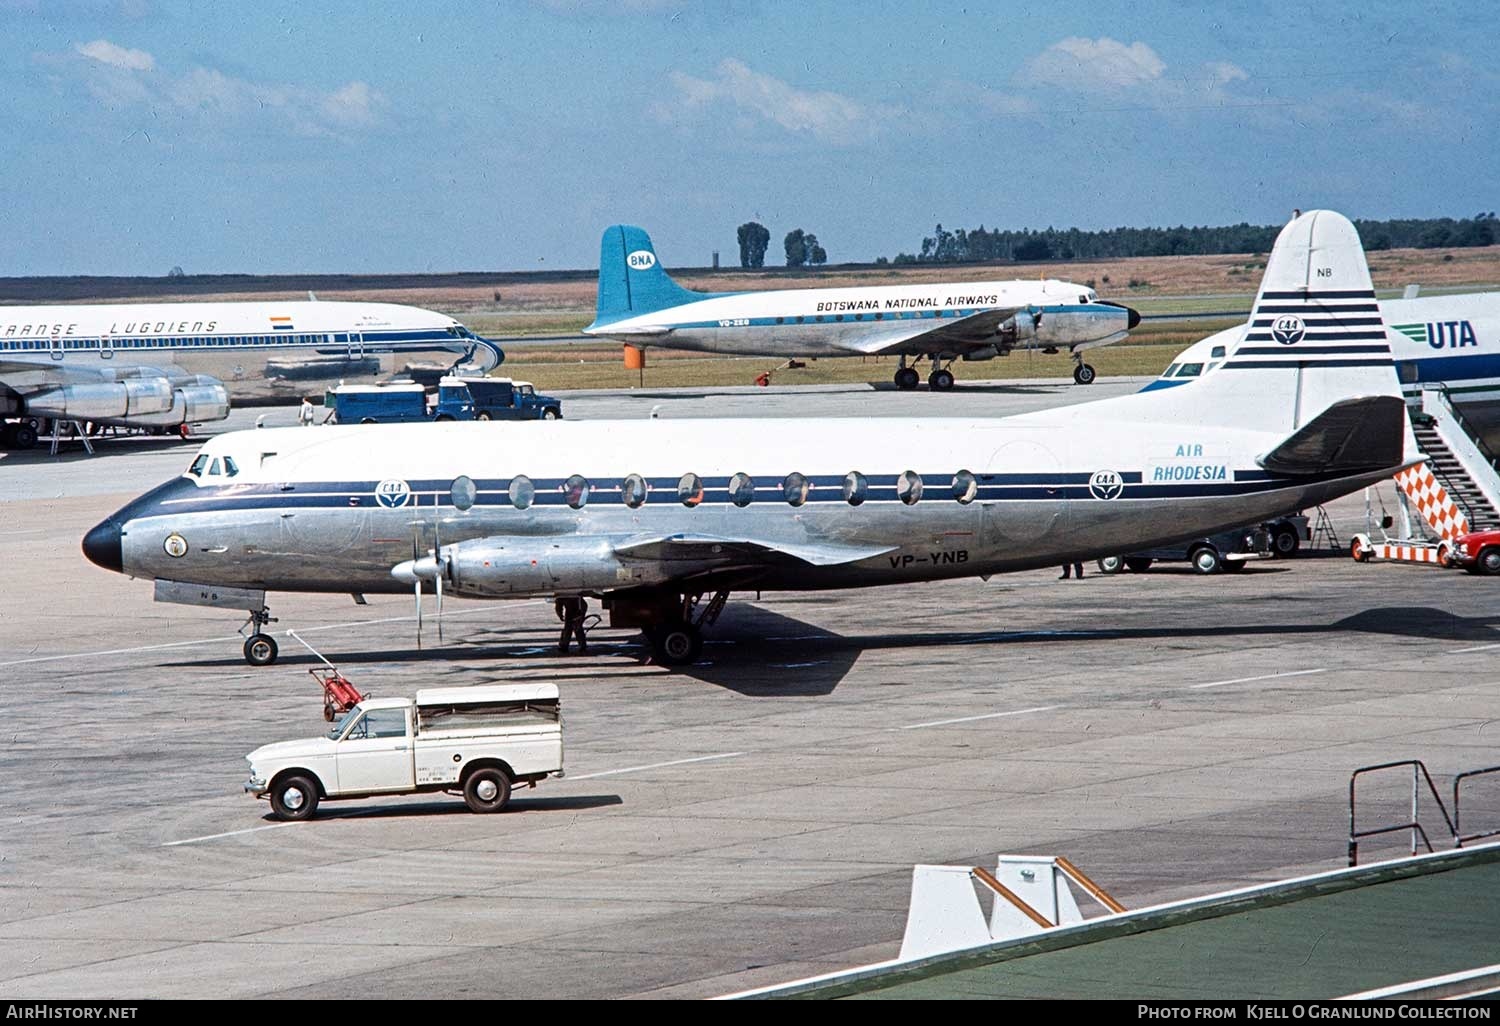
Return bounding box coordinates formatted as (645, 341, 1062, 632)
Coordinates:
(582, 226, 1139, 389)
(0, 300, 502, 449)
(84, 211, 1413, 668)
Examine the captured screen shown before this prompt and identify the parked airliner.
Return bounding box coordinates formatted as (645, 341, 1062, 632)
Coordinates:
(84, 211, 1413, 668)
(0, 300, 503, 449)
(582, 226, 1140, 389)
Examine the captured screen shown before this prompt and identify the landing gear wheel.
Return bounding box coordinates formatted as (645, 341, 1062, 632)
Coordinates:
(1272, 526, 1301, 557)
(270, 775, 319, 821)
(651, 621, 703, 666)
(929, 368, 955, 391)
(894, 367, 920, 390)
(1189, 547, 1222, 574)
(463, 768, 512, 813)
(1124, 556, 1154, 573)
(1073, 363, 1096, 385)
(1478, 547, 1500, 576)
(244, 633, 279, 666)
(1096, 555, 1124, 574)
(11, 423, 37, 450)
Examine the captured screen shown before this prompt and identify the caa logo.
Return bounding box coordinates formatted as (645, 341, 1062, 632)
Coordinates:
(376, 479, 412, 509)
(163, 533, 188, 558)
(627, 249, 656, 271)
(1271, 314, 1306, 346)
(1089, 470, 1125, 501)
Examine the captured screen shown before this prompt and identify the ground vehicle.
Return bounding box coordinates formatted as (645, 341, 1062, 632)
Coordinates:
(1096, 524, 1275, 576)
(244, 684, 563, 820)
(324, 380, 475, 424)
(461, 377, 563, 420)
(1452, 529, 1500, 575)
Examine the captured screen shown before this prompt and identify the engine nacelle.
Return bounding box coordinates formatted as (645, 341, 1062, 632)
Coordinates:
(444, 536, 665, 596)
(1033, 302, 1136, 347)
(25, 378, 174, 422)
(998, 308, 1039, 344)
(131, 379, 231, 427)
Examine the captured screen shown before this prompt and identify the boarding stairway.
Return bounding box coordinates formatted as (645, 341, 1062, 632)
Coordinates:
(1410, 409, 1500, 532)
(1390, 388, 1500, 543)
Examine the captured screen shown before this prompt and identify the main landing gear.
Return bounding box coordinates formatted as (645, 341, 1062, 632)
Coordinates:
(601, 588, 729, 666)
(242, 606, 280, 666)
(892, 355, 956, 391)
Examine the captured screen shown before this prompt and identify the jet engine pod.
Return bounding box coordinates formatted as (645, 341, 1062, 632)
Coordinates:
(444, 535, 660, 597)
(131, 379, 231, 428)
(25, 378, 174, 421)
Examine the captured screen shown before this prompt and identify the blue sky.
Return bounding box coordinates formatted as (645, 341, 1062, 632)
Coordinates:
(3, 0, 1495, 275)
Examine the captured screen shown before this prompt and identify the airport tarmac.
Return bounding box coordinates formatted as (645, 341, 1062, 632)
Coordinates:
(2, 379, 1498, 999)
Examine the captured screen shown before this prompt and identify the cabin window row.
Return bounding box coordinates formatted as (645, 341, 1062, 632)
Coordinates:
(446, 470, 982, 511)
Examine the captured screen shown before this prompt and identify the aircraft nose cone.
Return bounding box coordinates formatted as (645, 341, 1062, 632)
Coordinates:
(1127, 306, 1141, 330)
(82, 518, 123, 573)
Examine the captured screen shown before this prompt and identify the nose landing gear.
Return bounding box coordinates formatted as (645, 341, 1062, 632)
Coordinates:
(241, 606, 280, 666)
(1071, 351, 1097, 385)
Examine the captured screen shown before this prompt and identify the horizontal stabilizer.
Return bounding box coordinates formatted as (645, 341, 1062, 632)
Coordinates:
(1257, 395, 1407, 476)
(615, 533, 896, 567)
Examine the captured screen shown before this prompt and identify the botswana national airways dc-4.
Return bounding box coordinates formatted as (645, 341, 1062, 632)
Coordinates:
(84, 211, 1414, 667)
(582, 225, 1140, 388)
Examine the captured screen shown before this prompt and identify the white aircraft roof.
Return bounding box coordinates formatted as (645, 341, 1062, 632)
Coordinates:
(416, 684, 560, 706)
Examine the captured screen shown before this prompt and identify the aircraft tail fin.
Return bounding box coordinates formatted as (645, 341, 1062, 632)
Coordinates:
(590, 225, 703, 329)
(1140, 211, 1411, 447)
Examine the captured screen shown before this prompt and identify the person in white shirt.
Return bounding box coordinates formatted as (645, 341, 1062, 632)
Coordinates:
(298, 396, 315, 426)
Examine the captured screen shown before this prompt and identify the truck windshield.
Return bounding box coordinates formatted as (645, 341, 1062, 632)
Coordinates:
(328, 712, 359, 740)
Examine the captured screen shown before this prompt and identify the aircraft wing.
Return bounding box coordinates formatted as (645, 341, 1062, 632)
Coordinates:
(614, 533, 896, 568)
(0, 355, 177, 387)
(828, 308, 1024, 356)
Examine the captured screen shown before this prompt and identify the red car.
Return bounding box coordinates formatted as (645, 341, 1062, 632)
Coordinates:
(1453, 530, 1500, 575)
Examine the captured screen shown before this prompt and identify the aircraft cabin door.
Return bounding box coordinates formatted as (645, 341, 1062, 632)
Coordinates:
(100, 334, 114, 360)
(49, 335, 64, 361)
(347, 332, 364, 361)
(980, 438, 1070, 558)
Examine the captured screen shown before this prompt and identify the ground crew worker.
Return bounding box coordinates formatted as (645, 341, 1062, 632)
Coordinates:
(1059, 560, 1084, 579)
(556, 596, 589, 654)
(298, 396, 315, 426)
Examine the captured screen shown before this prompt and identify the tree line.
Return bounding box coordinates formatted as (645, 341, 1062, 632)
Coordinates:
(736, 221, 827, 268)
(883, 212, 1498, 264)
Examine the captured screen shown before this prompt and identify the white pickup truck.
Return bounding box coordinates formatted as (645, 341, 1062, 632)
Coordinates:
(244, 684, 564, 820)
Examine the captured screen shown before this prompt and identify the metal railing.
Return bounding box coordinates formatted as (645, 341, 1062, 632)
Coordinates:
(1348, 760, 1500, 866)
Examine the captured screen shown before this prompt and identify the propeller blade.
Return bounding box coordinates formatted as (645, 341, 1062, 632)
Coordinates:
(435, 573, 444, 644)
(414, 578, 423, 650)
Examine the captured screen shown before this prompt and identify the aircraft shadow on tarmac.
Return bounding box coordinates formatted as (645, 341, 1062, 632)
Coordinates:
(261, 792, 624, 824)
(166, 603, 1497, 694)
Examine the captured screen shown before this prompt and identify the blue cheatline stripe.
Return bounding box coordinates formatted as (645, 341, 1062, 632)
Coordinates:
(1398, 351, 1500, 382)
(0, 328, 464, 354)
(1223, 359, 1394, 369)
(158, 467, 1347, 516)
(1260, 290, 1377, 300)
(1236, 345, 1391, 355)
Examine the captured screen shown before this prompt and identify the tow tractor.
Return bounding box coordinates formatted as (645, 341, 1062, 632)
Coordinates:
(754, 359, 808, 387)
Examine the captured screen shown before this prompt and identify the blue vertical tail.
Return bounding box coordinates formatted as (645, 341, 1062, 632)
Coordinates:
(588, 225, 707, 329)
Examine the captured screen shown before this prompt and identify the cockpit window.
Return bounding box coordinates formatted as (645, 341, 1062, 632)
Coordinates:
(1175, 363, 1204, 378)
(208, 458, 222, 476)
(1211, 345, 1226, 358)
(222, 456, 239, 477)
(1161, 363, 1179, 378)
(188, 454, 209, 477)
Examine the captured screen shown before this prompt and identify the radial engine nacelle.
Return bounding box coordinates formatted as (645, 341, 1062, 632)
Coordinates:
(1034, 301, 1140, 347)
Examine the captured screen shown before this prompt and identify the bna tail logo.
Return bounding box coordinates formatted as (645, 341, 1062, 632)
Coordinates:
(627, 250, 657, 270)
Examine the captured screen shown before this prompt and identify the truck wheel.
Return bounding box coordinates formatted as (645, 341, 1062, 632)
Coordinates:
(651, 621, 703, 665)
(360, 418, 377, 425)
(463, 768, 512, 813)
(435, 414, 455, 422)
(1350, 538, 1370, 562)
(270, 775, 320, 821)
(1478, 547, 1500, 576)
(1124, 556, 1153, 573)
(477, 411, 492, 421)
(1272, 525, 1301, 557)
(542, 407, 561, 420)
(1189, 546, 1222, 574)
(244, 634, 278, 666)
(1096, 556, 1124, 574)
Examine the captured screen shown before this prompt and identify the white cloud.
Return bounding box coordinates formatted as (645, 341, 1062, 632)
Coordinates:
(65, 42, 383, 136)
(662, 59, 878, 145)
(76, 38, 154, 71)
(1025, 37, 1165, 92)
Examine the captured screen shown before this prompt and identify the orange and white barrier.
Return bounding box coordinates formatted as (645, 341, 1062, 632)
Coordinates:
(1393, 463, 1469, 541)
